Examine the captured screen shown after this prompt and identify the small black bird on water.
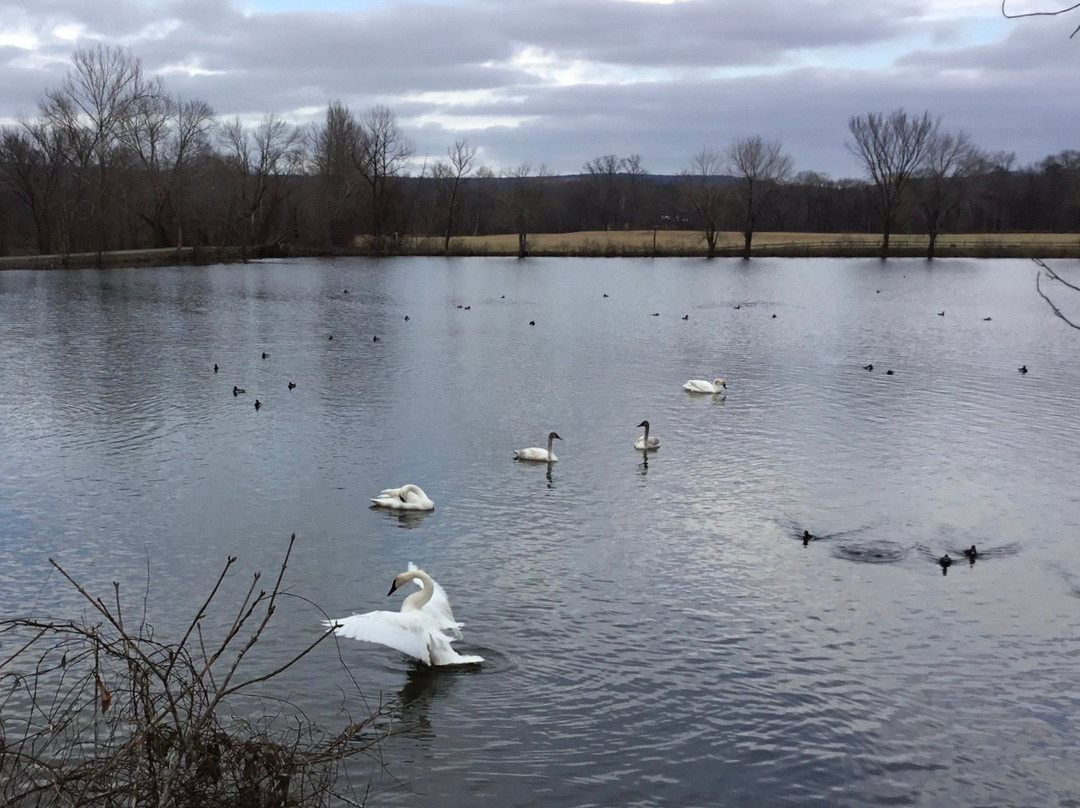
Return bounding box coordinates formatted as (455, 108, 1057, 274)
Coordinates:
(1019, 365, 1028, 374)
(404, 315, 410, 321)
(939, 554, 953, 569)
(963, 545, 978, 561)
(288, 382, 296, 390)
(938, 311, 945, 317)
(682, 314, 689, 320)
(802, 530, 815, 547)
(214, 364, 219, 373)
(262, 352, 268, 359)
(863, 364, 873, 371)
(254, 399, 261, 411)
(529, 320, 536, 326)
(373, 335, 380, 342)
(233, 386, 244, 396)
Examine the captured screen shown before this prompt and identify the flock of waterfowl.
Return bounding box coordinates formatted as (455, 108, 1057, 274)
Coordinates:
(223, 290, 1028, 667)
(330, 374, 729, 666)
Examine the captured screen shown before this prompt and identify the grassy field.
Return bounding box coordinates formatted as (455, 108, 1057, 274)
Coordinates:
(428, 230, 1080, 258)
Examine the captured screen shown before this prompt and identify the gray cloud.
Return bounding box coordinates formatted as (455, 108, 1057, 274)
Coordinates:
(0, 0, 1077, 177)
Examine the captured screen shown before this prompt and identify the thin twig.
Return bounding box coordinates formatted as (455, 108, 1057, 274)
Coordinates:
(1002, 0, 1080, 36)
(1035, 259, 1080, 330)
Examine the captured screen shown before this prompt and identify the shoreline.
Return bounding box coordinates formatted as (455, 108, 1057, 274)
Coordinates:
(2, 231, 1078, 270)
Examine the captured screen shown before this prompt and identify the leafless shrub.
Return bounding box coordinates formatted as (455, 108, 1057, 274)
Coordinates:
(1035, 257, 1080, 330)
(0, 534, 389, 808)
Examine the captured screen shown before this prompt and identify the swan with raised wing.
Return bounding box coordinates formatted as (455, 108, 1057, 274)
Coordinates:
(634, 420, 660, 451)
(371, 484, 435, 511)
(515, 431, 562, 462)
(324, 564, 483, 666)
(683, 377, 726, 396)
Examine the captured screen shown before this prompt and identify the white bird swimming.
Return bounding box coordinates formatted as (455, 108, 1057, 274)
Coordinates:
(370, 484, 435, 511)
(683, 377, 727, 396)
(324, 563, 483, 666)
(514, 431, 562, 462)
(634, 420, 660, 451)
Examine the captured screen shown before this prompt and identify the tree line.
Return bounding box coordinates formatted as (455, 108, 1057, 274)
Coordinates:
(3, 44, 1080, 262)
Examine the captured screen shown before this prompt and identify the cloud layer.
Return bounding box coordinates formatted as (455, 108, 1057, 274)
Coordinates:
(0, 0, 1076, 176)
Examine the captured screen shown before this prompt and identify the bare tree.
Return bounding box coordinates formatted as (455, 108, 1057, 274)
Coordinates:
(0, 122, 71, 254)
(915, 129, 978, 259)
(620, 154, 649, 229)
(432, 139, 476, 253)
(121, 93, 215, 249)
(353, 105, 414, 251)
(40, 44, 156, 259)
(848, 108, 938, 258)
(309, 101, 361, 248)
(725, 135, 793, 259)
(680, 148, 726, 258)
(501, 162, 550, 258)
(218, 113, 304, 255)
(582, 154, 623, 231)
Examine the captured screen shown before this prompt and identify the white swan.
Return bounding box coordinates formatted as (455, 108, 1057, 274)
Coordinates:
(683, 377, 726, 396)
(324, 564, 483, 666)
(370, 484, 435, 511)
(514, 431, 562, 462)
(634, 420, 660, 451)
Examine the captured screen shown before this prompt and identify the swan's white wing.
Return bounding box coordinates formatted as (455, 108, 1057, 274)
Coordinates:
(406, 563, 464, 639)
(371, 495, 402, 508)
(683, 379, 713, 392)
(324, 611, 432, 664)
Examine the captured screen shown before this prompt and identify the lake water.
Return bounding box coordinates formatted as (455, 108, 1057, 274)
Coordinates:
(1, 256, 1079, 807)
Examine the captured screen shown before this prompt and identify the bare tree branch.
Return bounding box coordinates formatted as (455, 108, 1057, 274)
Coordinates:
(1034, 258, 1080, 329)
(1002, 1, 1080, 36)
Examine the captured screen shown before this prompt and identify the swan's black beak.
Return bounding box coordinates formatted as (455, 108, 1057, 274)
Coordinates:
(387, 580, 400, 596)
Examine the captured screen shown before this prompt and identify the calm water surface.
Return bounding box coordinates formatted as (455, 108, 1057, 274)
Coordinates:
(1, 257, 1079, 807)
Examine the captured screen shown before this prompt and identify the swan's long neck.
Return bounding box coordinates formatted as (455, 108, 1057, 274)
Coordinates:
(401, 570, 434, 610)
(642, 423, 650, 443)
(547, 434, 555, 455)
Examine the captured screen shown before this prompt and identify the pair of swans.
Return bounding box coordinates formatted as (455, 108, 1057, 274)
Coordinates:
(683, 377, 726, 396)
(371, 484, 435, 511)
(515, 424, 660, 457)
(325, 563, 483, 666)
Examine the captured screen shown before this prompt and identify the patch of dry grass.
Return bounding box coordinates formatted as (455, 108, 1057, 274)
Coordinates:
(431, 230, 1080, 258)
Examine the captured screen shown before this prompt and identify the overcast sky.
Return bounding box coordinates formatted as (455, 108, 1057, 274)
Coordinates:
(0, 0, 1076, 178)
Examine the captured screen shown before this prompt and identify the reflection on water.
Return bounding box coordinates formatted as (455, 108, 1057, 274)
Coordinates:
(831, 541, 909, 564)
(2, 257, 1080, 807)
